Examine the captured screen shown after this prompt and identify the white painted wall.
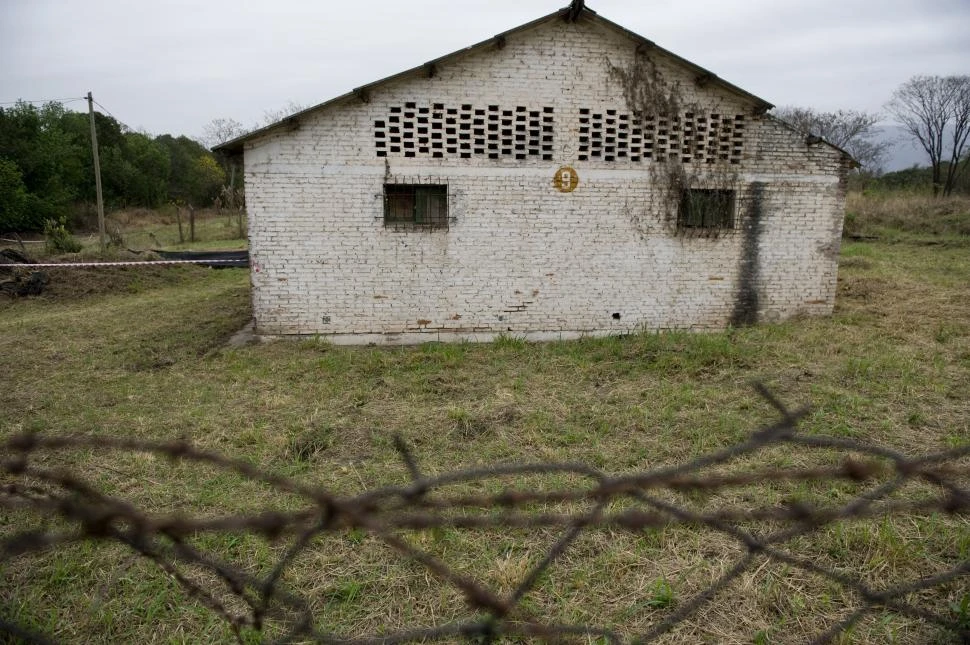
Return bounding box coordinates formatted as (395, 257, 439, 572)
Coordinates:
(242, 14, 848, 342)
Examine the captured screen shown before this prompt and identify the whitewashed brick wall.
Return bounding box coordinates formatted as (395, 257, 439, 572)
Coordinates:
(242, 14, 849, 343)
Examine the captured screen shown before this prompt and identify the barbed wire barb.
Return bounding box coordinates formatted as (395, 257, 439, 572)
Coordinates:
(1, 387, 968, 643)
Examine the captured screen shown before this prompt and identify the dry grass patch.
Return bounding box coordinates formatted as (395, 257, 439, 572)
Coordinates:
(845, 192, 970, 241)
(1, 238, 969, 643)
(106, 206, 247, 251)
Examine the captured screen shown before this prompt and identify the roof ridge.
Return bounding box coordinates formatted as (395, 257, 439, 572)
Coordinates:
(215, 4, 773, 154)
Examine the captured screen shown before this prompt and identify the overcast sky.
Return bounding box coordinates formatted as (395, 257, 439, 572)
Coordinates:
(2, 0, 968, 167)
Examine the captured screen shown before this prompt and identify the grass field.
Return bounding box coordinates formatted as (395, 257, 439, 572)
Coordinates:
(845, 192, 970, 243)
(4, 206, 248, 257)
(107, 206, 248, 252)
(1, 197, 969, 643)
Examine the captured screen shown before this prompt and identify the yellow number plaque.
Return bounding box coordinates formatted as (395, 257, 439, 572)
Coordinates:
(554, 166, 579, 193)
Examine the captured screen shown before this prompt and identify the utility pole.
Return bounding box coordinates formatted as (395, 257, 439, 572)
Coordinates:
(87, 92, 106, 254)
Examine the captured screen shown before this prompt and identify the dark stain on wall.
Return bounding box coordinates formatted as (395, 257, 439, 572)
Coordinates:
(730, 182, 766, 327)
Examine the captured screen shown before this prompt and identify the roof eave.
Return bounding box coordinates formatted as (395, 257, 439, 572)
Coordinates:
(766, 114, 861, 168)
(214, 4, 776, 154)
(214, 9, 570, 154)
(587, 12, 773, 113)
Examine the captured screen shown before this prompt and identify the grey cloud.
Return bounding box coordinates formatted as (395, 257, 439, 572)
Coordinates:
(1, 0, 967, 154)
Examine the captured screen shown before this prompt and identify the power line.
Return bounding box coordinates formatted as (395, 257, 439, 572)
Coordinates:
(0, 97, 85, 106)
(1, 96, 123, 124)
(92, 99, 117, 121)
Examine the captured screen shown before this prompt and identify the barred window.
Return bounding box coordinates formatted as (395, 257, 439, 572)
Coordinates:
(678, 189, 735, 229)
(384, 185, 448, 229)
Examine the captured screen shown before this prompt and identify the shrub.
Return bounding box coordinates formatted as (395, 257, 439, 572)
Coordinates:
(43, 216, 83, 254)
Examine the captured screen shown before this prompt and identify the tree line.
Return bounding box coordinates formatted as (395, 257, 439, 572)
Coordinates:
(1, 75, 967, 234)
(0, 100, 226, 232)
(773, 75, 970, 196)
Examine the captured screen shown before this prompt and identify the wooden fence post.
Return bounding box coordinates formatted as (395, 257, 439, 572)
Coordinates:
(176, 207, 184, 243)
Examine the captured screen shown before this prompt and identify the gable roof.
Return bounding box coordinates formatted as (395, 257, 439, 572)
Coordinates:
(214, 3, 775, 156)
(766, 114, 861, 168)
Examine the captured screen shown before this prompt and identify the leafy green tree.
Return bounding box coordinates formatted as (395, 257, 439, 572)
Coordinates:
(0, 100, 231, 231)
(155, 134, 225, 206)
(0, 157, 30, 231)
(188, 155, 226, 205)
(123, 132, 170, 207)
(57, 108, 145, 208)
(0, 101, 83, 229)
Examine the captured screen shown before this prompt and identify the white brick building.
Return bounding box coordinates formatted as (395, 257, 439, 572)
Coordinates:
(217, 1, 854, 345)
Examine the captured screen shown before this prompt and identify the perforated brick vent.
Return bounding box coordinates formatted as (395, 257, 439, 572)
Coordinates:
(578, 109, 745, 164)
(375, 103, 554, 161)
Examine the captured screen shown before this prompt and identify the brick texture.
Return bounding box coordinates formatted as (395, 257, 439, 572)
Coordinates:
(242, 14, 850, 343)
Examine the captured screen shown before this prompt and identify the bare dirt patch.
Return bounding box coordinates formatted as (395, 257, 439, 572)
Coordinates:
(0, 263, 216, 305)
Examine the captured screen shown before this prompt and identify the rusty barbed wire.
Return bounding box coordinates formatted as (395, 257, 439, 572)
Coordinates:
(1, 388, 968, 644)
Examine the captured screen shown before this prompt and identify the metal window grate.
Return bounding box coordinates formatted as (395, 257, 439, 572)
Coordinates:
(384, 185, 449, 229)
(678, 189, 736, 229)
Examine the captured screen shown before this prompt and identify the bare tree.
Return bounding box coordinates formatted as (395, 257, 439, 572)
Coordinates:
(773, 107, 890, 174)
(200, 117, 247, 149)
(200, 102, 309, 150)
(259, 100, 307, 128)
(887, 75, 970, 196)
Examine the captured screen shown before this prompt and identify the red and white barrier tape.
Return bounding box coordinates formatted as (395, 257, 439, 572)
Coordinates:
(2, 260, 246, 268)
